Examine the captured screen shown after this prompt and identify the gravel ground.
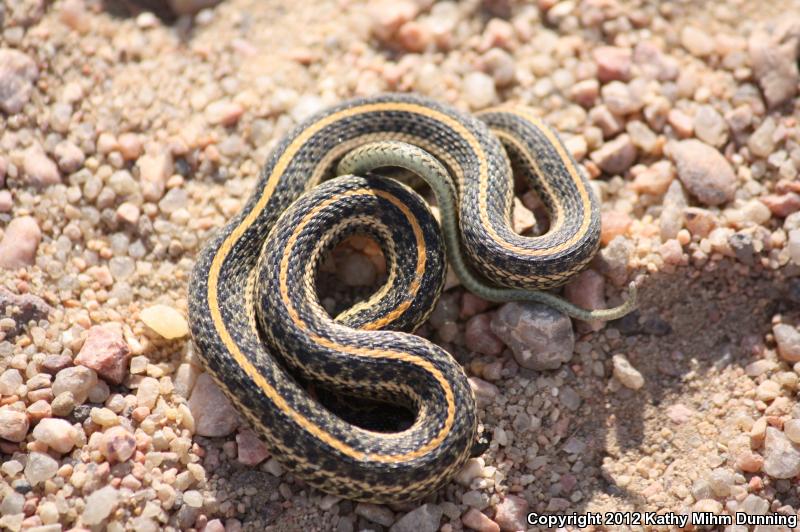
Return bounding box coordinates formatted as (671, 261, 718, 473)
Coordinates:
(2, 0, 800, 531)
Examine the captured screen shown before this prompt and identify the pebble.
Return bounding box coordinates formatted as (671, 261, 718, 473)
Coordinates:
(748, 117, 776, 158)
(593, 46, 631, 82)
(564, 269, 606, 332)
(493, 495, 529, 532)
(464, 314, 504, 356)
(630, 160, 674, 196)
(667, 109, 694, 137)
(206, 99, 244, 126)
(748, 19, 800, 108)
(681, 26, 715, 57)
(0, 216, 42, 269)
(461, 508, 499, 532)
(336, 252, 376, 287)
(601, 81, 642, 115)
(0, 190, 11, 212)
(762, 426, 800, 479)
(23, 148, 61, 188)
(50, 391, 75, 417)
(188, 373, 240, 437)
(389, 503, 443, 532)
(693, 105, 728, 148)
(82, 486, 119, 526)
(74, 325, 131, 384)
(53, 140, 85, 173)
(0, 407, 29, 442)
(99, 426, 136, 462)
(481, 48, 515, 87)
(590, 134, 637, 175)
(490, 302, 574, 370)
(118, 133, 143, 160)
(760, 192, 800, 217)
(140, 304, 190, 339)
(612, 354, 644, 389)
(773, 324, 800, 362)
(32, 418, 78, 454)
(236, 428, 270, 466)
(462, 72, 497, 110)
(0, 48, 39, 114)
(137, 151, 172, 202)
(735, 450, 764, 473)
(668, 139, 736, 206)
(24, 452, 58, 486)
(136, 377, 160, 410)
(355, 503, 395, 527)
(0, 368, 23, 395)
(52, 366, 98, 404)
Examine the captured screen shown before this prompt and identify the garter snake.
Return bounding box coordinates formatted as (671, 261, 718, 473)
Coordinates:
(188, 93, 637, 503)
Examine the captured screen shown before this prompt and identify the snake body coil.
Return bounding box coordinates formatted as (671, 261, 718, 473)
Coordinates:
(189, 94, 617, 502)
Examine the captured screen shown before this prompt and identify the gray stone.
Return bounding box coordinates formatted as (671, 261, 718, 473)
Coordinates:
(749, 19, 800, 109)
(0, 48, 38, 114)
(668, 139, 736, 206)
(763, 427, 800, 479)
(390, 504, 443, 532)
(490, 303, 574, 370)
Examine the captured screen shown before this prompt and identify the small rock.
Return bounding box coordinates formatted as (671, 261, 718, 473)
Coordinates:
(140, 304, 189, 339)
(569, 79, 599, 107)
(32, 418, 78, 454)
(601, 81, 642, 115)
(336, 252, 376, 287)
(693, 105, 728, 148)
(52, 366, 98, 404)
(784, 419, 800, 443)
(593, 46, 632, 82)
(666, 403, 694, 424)
(136, 377, 160, 410)
(748, 117, 777, 158)
(612, 354, 644, 389)
(625, 120, 658, 153)
(397, 21, 432, 53)
(53, 140, 85, 173)
(0, 190, 11, 212)
(0, 216, 42, 269)
(481, 48, 515, 87)
(667, 109, 694, 137)
(117, 133, 143, 160)
(51, 392, 76, 417)
(463, 71, 497, 110)
(390, 503, 443, 532)
(236, 428, 270, 466)
(736, 450, 764, 473)
(74, 325, 130, 384)
(748, 19, 800, 109)
(0, 368, 23, 395)
(461, 508, 500, 532)
(590, 134, 636, 175)
(0, 407, 29, 442)
(188, 373, 239, 437)
(490, 303, 574, 370)
(564, 269, 606, 332)
(763, 426, 800, 479)
(81, 486, 119, 526)
(761, 193, 800, 218)
(668, 139, 736, 206)
(137, 151, 173, 202)
(464, 314, 504, 356)
(206, 99, 244, 126)
(774, 324, 800, 362)
(369, 0, 419, 41)
(24, 452, 58, 486)
(355, 503, 395, 527)
(493, 495, 529, 532)
(23, 148, 61, 188)
(0, 49, 39, 114)
(681, 26, 715, 57)
(630, 161, 674, 196)
(99, 426, 136, 463)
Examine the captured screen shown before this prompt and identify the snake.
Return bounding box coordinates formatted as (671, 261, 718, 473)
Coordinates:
(188, 93, 637, 503)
